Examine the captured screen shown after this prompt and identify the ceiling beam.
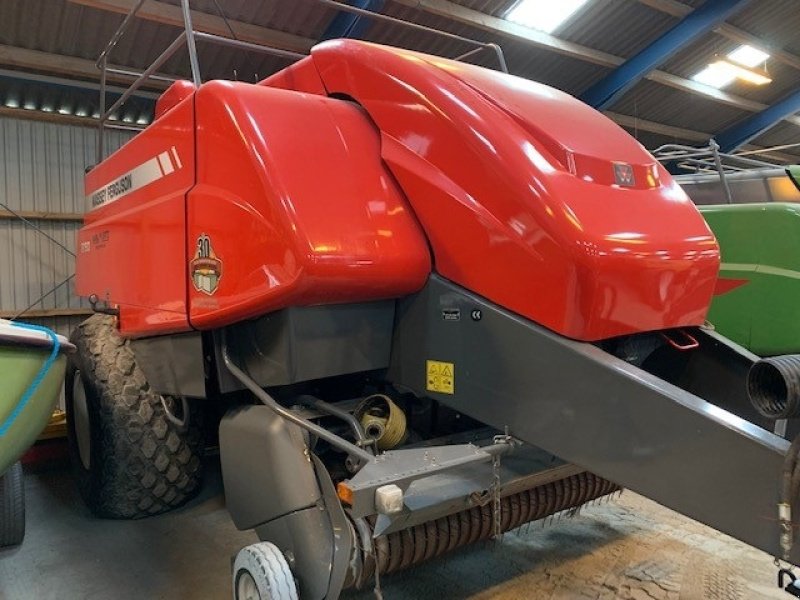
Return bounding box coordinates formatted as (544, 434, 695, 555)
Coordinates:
(605, 111, 708, 142)
(68, 0, 314, 55)
(0, 44, 166, 92)
(635, 0, 800, 71)
(581, 0, 751, 109)
(390, 0, 800, 128)
(716, 87, 800, 152)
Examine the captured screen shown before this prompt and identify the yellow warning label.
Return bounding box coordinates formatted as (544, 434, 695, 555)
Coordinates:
(426, 360, 454, 394)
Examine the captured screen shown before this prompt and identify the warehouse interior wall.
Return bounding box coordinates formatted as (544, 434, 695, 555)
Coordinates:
(0, 116, 134, 407)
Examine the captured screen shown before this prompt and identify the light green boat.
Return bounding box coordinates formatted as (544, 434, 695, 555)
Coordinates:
(0, 318, 73, 547)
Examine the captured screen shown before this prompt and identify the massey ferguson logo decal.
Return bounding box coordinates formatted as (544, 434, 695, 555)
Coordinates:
(191, 234, 223, 295)
(613, 162, 636, 187)
(86, 146, 183, 210)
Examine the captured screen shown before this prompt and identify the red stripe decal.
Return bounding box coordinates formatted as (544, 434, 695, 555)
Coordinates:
(714, 277, 749, 296)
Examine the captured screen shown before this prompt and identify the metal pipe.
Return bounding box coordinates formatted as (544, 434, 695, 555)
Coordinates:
(96, 0, 147, 68)
(220, 336, 374, 464)
(710, 139, 735, 204)
(736, 142, 800, 156)
(181, 0, 202, 87)
(105, 67, 179, 84)
(316, 0, 507, 72)
(97, 55, 107, 162)
(193, 31, 307, 62)
(104, 123, 146, 132)
(454, 46, 482, 61)
(211, 0, 239, 41)
(101, 32, 187, 125)
(297, 395, 374, 450)
(488, 43, 509, 73)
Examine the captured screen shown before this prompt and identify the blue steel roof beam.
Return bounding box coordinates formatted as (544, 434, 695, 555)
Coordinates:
(321, 0, 387, 41)
(580, 0, 751, 110)
(716, 88, 800, 152)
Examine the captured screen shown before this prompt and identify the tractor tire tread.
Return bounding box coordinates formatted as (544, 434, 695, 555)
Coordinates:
(0, 462, 25, 547)
(67, 314, 203, 519)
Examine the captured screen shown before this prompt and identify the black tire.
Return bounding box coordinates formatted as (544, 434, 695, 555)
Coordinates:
(65, 315, 204, 519)
(0, 462, 25, 548)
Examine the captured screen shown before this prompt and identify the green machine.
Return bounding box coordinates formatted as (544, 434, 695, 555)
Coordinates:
(661, 143, 800, 357)
(0, 319, 73, 547)
(701, 202, 800, 356)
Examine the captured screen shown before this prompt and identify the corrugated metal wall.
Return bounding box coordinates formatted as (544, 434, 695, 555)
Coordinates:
(0, 116, 134, 407)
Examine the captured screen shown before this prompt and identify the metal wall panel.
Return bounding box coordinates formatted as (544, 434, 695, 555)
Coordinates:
(0, 116, 133, 410)
(0, 116, 133, 314)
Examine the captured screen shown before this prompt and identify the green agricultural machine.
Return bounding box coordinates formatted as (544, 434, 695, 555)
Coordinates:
(657, 144, 800, 357)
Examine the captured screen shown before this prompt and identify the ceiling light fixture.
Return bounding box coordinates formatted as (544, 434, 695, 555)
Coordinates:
(692, 44, 772, 89)
(711, 59, 772, 85)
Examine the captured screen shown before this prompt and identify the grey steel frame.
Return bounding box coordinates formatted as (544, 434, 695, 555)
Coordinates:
(388, 275, 800, 563)
(93, 0, 508, 162)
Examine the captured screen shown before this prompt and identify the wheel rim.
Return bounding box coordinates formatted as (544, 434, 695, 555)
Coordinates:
(236, 570, 261, 600)
(72, 371, 91, 470)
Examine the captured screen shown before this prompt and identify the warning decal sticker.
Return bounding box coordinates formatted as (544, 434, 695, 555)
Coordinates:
(426, 360, 454, 395)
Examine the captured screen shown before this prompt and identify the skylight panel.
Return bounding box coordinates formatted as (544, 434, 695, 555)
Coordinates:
(727, 44, 769, 68)
(505, 0, 592, 34)
(692, 62, 737, 89)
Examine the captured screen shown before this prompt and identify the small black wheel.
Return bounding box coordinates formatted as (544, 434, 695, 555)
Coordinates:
(65, 315, 205, 519)
(0, 461, 25, 548)
(233, 542, 298, 600)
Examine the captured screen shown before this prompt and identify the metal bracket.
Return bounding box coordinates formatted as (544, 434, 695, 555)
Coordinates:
(342, 440, 513, 520)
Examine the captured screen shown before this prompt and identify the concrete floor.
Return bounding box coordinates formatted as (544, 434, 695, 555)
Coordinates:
(0, 459, 783, 600)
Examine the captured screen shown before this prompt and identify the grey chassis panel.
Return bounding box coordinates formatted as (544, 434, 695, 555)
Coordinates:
(219, 405, 321, 531)
(130, 331, 206, 398)
(223, 406, 346, 599)
(214, 302, 395, 393)
(388, 275, 798, 562)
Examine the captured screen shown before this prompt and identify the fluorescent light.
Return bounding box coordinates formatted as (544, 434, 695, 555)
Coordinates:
(4, 98, 19, 108)
(728, 44, 769, 68)
(505, 0, 591, 33)
(712, 60, 772, 85)
(57, 107, 71, 115)
(136, 116, 150, 126)
(693, 62, 737, 88)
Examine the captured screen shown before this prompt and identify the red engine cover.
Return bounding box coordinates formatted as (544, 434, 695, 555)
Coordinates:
(187, 81, 431, 329)
(77, 95, 195, 336)
(295, 40, 720, 341)
(79, 40, 719, 342)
